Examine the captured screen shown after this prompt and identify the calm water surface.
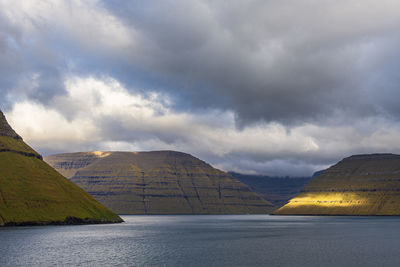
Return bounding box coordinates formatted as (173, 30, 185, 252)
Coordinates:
(1, 215, 400, 266)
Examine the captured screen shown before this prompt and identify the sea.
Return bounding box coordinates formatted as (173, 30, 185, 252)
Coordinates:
(1, 215, 400, 267)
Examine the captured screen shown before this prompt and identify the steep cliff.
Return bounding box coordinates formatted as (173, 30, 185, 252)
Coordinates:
(0, 110, 22, 140)
(0, 110, 122, 226)
(275, 154, 400, 215)
(45, 151, 275, 214)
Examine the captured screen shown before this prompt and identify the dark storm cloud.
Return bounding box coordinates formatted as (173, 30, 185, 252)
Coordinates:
(2, 0, 400, 125)
(101, 0, 400, 125)
(0, 12, 66, 109)
(3, 0, 400, 176)
(0, 14, 24, 107)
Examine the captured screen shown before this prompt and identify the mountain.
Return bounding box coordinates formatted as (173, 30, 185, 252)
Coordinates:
(230, 172, 313, 208)
(274, 154, 400, 215)
(0, 111, 22, 140)
(44, 151, 275, 214)
(0, 110, 122, 226)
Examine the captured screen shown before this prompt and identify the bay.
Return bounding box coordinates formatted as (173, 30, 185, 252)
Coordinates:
(1, 215, 400, 266)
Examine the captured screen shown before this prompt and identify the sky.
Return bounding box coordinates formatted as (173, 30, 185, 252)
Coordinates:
(1, 0, 400, 176)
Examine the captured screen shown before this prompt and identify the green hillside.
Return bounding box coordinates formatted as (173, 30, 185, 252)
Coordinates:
(0, 110, 122, 226)
(274, 154, 400, 215)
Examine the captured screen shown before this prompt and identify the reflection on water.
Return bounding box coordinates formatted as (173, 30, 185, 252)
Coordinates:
(1, 215, 400, 266)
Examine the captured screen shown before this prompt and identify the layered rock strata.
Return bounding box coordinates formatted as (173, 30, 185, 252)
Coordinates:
(45, 151, 275, 214)
(275, 154, 400, 215)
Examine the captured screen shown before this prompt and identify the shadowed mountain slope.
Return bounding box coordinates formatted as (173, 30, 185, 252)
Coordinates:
(275, 154, 400, 215)
(45, 151, 275, 214)
(0, 110, 122, 226)
(230, 172, 312, 208)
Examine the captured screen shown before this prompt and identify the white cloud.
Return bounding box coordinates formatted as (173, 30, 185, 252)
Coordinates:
(6, 75, 400, 176)
(7, 100, 95, 143)
(3, 1, 400, 176)
(0, 0, 135, 54)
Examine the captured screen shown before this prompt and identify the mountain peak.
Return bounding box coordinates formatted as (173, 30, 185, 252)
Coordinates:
(0, 110, 122, 226)
(45, 151, 275, 214)
(0, 110, 22, 140)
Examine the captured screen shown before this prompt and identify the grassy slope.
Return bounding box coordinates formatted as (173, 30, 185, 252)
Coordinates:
(0, 151, 122, 225)
(275, 154, 400, 215)
(274, 191, 400, 215)
(0, 136, 41, 157)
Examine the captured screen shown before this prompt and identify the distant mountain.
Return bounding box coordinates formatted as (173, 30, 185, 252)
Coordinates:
(275, 154, 400, 215)
(0, 110, 122, 226)
(230, 172, 313, 208)
(311, 170, 325, 178)
(45, 151, 275, 214)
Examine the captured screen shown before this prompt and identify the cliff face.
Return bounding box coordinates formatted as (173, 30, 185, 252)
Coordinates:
(275, 154, 400, 215)
(45, 151, 275, 214)
(0, 110, 122, 226)
(0, 111, 21, 140)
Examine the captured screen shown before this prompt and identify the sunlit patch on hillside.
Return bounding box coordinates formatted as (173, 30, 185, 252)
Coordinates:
(90, 151, 112, 158)
(282, 192, 367, 208)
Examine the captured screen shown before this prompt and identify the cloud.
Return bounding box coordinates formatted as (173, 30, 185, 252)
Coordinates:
(2, 0, 400, 125)
(102, 0, 400, 125)
(0, 0, 135, 105)
(6, 75, 400, 176)
(2, 1, 400, 176)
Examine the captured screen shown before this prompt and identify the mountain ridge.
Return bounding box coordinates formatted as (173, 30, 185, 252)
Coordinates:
(45, 151, 275, 214)
(0, 111, 22, 140)
(274, 153, 400, 215)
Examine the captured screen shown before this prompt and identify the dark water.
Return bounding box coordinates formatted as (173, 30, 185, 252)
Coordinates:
(1, 215, 400, 267)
